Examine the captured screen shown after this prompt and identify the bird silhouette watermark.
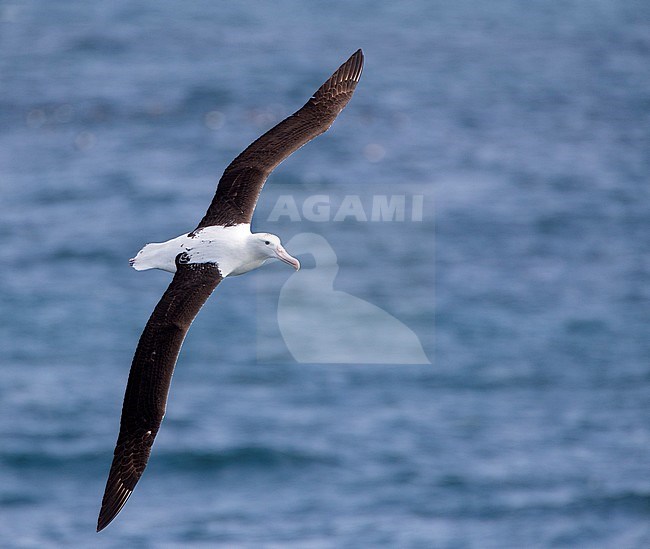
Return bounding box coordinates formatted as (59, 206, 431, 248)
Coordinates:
(274, 232, 430, 364)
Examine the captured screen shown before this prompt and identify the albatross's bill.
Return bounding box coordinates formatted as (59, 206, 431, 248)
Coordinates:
(275, 244, 301, 270)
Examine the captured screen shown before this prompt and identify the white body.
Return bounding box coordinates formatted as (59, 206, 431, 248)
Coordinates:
(130, 224, 300, 277)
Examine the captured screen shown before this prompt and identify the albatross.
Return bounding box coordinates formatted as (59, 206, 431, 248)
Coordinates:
(97, 49, 363, 531)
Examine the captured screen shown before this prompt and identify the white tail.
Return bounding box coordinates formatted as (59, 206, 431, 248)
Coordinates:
(129, 242, 178, 273)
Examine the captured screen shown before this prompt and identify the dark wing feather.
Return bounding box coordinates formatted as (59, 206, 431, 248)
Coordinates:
(97, 261, 222, 532)
(195, 49, 364, 229)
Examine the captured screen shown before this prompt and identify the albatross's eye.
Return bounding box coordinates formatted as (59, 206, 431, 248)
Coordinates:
(264, 241, 270, 245)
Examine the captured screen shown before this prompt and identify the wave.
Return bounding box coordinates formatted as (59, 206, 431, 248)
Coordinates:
(155, 445, 337, 472)
(426, 489, 650, 520)
(0, 445, 337, 473)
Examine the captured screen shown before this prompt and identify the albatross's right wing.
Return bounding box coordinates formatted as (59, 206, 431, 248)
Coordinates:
(97, 260, 222, 532)
(195, 49, 364, 229)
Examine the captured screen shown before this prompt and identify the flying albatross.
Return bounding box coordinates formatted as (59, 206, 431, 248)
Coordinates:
(97, 49, 363, 531)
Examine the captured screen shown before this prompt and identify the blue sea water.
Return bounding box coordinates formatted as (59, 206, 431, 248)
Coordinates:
(1, 1, 649, 547)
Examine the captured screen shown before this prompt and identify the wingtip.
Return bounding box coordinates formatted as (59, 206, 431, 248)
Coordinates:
(346, 49, 364, 82)
(310, 50, 364, 103)
(348, 48, 363, 64)
(96, 495, 131, 532)
(96, 516, 109, 533)
(330, 49, 364, 88)
(97, 477, 134, 532)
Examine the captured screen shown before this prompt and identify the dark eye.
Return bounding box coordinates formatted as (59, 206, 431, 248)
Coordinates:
(265, 241, 270, 245)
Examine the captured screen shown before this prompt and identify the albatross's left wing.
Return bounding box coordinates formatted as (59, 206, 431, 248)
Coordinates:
(97, 260, 222, 532)
(195, 49, 364, 229)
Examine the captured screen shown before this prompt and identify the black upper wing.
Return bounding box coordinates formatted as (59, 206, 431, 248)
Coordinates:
(195, 49, 364, 229)
(97, 261, 222, 532)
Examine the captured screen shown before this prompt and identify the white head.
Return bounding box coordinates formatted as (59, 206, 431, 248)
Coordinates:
(252, 233, 301, 270)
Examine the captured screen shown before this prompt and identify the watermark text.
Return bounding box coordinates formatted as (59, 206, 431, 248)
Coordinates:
(267, 194, 424, 223)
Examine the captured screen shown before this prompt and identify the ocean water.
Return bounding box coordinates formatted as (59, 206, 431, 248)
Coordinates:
(1, 1, 649, 547)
